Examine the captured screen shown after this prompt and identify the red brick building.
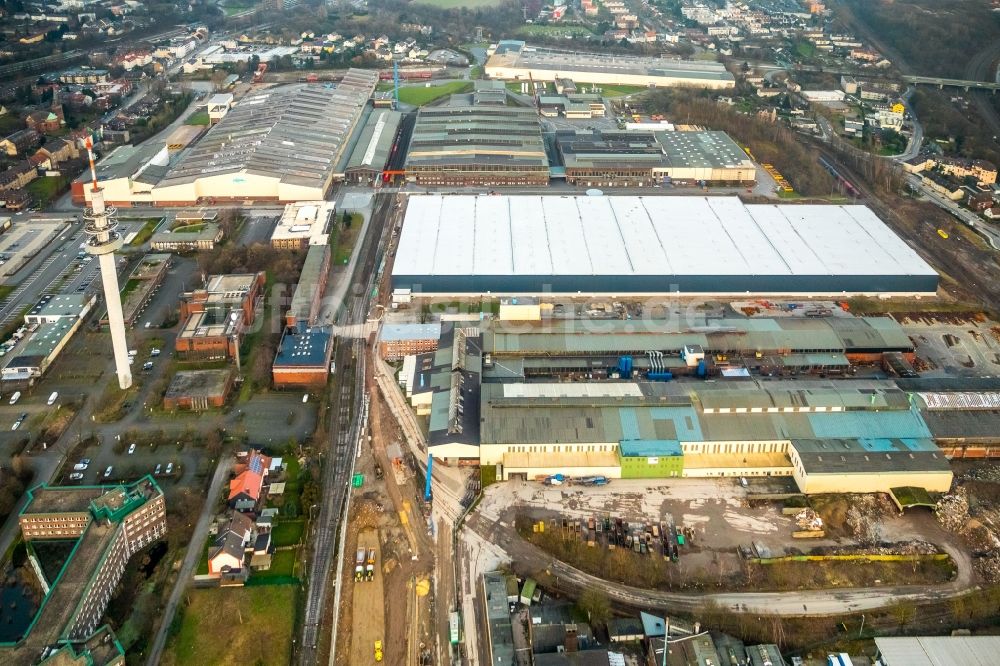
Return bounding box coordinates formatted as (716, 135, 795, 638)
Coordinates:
(175, 273, 265, 361)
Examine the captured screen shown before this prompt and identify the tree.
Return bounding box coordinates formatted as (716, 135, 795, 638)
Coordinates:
(577, 588, 611, 628)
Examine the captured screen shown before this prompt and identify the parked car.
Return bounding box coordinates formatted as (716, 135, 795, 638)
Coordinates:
(69, 472, 84, 481)
(104, 465, 113, 478)
(142, 361, 154, 371)
(128, 443, 136, 455)
(165, 462, 174, 475)
(8, 391, 20, 405)
(47, 391, 58, 405)
(150, 348, 161, 356)
(73, 462, 88, 471)
(154, 464, 162, 475)
(81, 458, 90, 465)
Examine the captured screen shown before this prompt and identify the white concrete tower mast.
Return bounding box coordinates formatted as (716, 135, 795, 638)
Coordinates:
(82, 137, 132, 389)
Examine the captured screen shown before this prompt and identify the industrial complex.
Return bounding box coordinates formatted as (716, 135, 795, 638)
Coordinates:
(390, 195, 939, 296)
(556, 130, 756, 187)
(73, 69, 379, 207)
(389, 310, 1000, 499)
(485, 41, 735, 89)
(404, 82, 549, 186)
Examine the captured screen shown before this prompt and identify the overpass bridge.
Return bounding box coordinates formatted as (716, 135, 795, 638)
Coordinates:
(903, 75, 1000, 92)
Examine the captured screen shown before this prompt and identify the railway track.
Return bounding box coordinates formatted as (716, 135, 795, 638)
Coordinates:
(299, 192, 396, 665)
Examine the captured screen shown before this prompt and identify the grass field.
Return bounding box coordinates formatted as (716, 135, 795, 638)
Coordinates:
(25, 176, 69, 207)
(129, 218, 161, 246)
(516, 24, 595, 38)
(165, 586, 297, 666)
(412, 0, 505, 7)
(185, 111, 210, 126)
(582, 83, 648, 97)
(397, 81, 472, 106)
(257, 549, 297, 578)
(272, 521, 304, 547)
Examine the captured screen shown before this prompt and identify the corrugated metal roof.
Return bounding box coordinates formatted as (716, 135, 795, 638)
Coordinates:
(876, 636, 1000, 666)
(393, 195, 937, 283)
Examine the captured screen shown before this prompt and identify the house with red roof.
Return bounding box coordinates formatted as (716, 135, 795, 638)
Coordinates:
(228, 449, 273, 512)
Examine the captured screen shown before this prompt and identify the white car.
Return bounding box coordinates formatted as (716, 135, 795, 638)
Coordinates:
(150, 348, 161, 357)
(69, 472, 84, 481)
(104, 465, 113, 478)
(166, 462, 174, 475)
(128, 443, 136, 455)
(73, 462, 88, 471)
(11, 420, 21, 430)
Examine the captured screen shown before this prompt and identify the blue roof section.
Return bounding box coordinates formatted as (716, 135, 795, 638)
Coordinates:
(619, 440, 682, 457)
(274, 324, 331, 367)
(640, 611, 667, 638)
(381, 322, 441, 342)
(807, 408, 931, 440)
(619, 408, 641, 441)
(650, 406, 703, 440)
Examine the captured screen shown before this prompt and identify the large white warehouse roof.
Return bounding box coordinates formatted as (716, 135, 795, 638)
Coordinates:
(391, 195, 939, 295)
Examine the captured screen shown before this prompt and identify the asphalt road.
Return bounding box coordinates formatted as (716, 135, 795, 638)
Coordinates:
(144, 456, 234, 666)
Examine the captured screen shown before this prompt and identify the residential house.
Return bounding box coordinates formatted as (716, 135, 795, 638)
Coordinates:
(938, 157, 997, 186)
(0, 161, 39, 193)
(208, 511, 254, 574)
(0, 128, 40, 156)
(37, 137, 79, 167)
(967, 188, 994, 212)
(984, 207, 1000, 220)
(228, 449, 273, 512)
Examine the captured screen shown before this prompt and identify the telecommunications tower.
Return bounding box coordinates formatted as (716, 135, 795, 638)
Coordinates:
(83, 137, 132, 389)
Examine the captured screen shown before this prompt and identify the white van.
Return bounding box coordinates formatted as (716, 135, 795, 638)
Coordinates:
(47, 391, 58, 405)
(128, 349, 138, 357)
(9, 391, 20, 405)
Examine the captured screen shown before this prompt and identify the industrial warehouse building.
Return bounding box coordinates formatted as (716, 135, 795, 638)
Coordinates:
(556, 130, 756, 187)
(478, 382, 953, 494)
(404, 83, 549, 186)
(481, 315, 917, 379)
(485, 41, 735, 89)
(152, 69, 378, 205)
(391, 195, 939, 295)
(344, 109, 402, 184)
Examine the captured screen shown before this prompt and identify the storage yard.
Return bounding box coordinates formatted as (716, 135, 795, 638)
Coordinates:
(390, 194, 939, 295)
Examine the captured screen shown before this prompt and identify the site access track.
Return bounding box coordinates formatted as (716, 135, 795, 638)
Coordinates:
(468, 508, 977, 619)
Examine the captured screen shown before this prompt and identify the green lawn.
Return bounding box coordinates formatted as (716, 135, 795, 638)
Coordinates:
(129, 218, 162, 245)
(120, 279, 141, 299)
(271, 520, 304, 547)
(164, 586, 297, 666)
(516, 24, 595, 38)
(397, 81, 472, 106)
(412, 0, 506, 7)
(185, 111, 210, 126)
(257, 549, 296, 578)
(584, 83, 649, 97)
(196, 546, 209, 575)
(25, 176, 69, 207)
(173, 223, 205, 234)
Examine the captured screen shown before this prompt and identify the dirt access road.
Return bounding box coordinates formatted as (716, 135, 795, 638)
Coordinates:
(349, 529, 385, 666)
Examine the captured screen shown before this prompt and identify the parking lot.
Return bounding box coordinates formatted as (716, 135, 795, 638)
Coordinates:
(900, 315, 1000, 378)
(0, 219, 67, 279)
